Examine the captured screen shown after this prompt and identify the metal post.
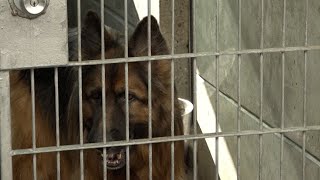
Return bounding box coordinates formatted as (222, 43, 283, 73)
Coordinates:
(191, 0, 198, 180)
(215, 0, 220, 179)
(259, 1, 264, 180)
(280, 1, 286, 180)
(170, 1, 175, 180)
(0, 71, 13, 180)
(237, 1, 242, 179)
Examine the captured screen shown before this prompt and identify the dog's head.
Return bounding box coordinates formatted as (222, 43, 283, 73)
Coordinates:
(66, 11, 182, 171)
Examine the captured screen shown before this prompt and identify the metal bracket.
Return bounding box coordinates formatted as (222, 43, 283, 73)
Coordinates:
(8, 0, 50, 19)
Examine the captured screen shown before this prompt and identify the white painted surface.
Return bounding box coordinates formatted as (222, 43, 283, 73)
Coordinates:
(197, 74, 237, 180)
(133, 0, 159, 23)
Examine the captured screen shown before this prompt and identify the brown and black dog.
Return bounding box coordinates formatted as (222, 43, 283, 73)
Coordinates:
(10, 11, 185, 180)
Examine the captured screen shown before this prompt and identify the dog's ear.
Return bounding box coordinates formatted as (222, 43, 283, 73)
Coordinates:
(69, 11, 114, 60)
(129, 16, 171, 89)
(129, 16, 169, 56)
(82, 11, 115, 59)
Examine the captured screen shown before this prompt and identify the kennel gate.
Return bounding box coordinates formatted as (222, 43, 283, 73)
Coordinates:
(1, 0, 320, 180)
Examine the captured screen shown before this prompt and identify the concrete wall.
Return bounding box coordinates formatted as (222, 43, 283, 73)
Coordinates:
(195, 0, 320, 179)
(160, 0, 191, 100)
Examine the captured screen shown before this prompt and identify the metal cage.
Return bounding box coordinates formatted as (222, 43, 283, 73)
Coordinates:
(1, 0, 320, 180)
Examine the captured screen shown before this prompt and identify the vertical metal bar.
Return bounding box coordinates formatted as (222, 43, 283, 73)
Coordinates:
(280, 57, 285, 180)
(54, 68, 61, 180)
(237, 1, 242, 180)
(147, 66, 153, 180)
(215, 0, 220, 179)
(124, 0, 130, 180)
(191, 1, 197, 180)
(125, 62, 130, 180)
(302, 51, 307, 180)
(147, 0, 151, 58)
(31, 69, 37, 180)
(302, 1, 308, 180)
(171, 0, 175, 55)
(78, 67, 84, 180)
(170, 1, 175, 180)
(77, 0, 84, 179)
(280, 1, 286, 180)
(304, 0, 309, 55)
(100, 0, 107, 179)
(76, 0, 82, 81)
(237, 57, 241, 180)
(259, 1, 264, 180)
(147, 59, 153, 178)
(215, 46, 220, 180)
(100, 0, 105, 59)
(77, 0, 82, 62)
(101, 61, 107, 180)
(147, 0, 153, 180)
(170, 61, 175, 180)
(0, 71, 13, 180)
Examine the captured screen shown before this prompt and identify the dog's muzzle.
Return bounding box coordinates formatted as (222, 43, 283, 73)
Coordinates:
(99, 147, 126, 170)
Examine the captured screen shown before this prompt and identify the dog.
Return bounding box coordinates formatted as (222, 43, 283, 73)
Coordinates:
(10, 11, 185, 180)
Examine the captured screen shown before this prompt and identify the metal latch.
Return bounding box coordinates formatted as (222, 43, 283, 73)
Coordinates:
(8, 0, 49, 19)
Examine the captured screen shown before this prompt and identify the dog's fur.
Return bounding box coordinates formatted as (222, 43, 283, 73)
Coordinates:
(10, 11, 185, 180)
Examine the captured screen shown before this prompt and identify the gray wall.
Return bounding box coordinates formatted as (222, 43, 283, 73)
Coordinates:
(160, 0, 191, 100)
(195, 0, 320, 179)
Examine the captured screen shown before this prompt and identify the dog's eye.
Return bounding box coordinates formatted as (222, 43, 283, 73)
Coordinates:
(117, 92, 136, 102)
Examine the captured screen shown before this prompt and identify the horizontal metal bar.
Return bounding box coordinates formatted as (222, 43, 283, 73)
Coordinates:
(10, 125, 320, 156)
(2, 45, 320, 70)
